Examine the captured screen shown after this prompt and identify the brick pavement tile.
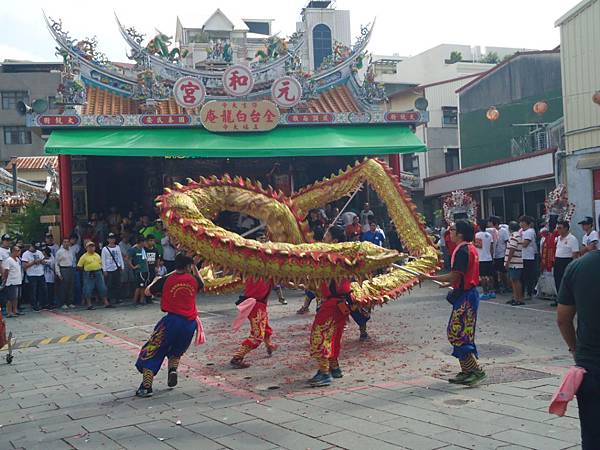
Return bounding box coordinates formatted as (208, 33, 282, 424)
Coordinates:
(470, 399, 552, 423)
(214, 431, 279, 450)
(100, 425, 146, 440)
(235, 418, 330, 450)
(491, 429, 573, 449)
(232, 404, 301, 424)
(147, 406, 214, 426)
(431, 430, 509, 449)
(201, 407, 256, 425)
(164, 433, 224, 450)
(494, 417, 581, 444)
(16, 395, 52, 409)
(76, 413, 156, 432)
(113, 433, 174, 450)
(309, 411, 396, 436)
(64, 431, 122, 450)
(0, 398, 21, 412)
(381, 416, 449, 437)
(137, 419, 195, 440)
(260, 398, 314, 415)
(484, 384, 540, 398)
(184, 418, 241, 439)
(374, 429, 447, 450)
(321, 430, 408, 450)
(338, 405, 400, 423)
(280, 417, 343, 438)
(12, 439, 74, 450)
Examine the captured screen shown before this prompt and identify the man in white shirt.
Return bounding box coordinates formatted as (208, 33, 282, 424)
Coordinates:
(160, 235, 176, 273)
(489, 216, 510, 293)
(360, 202, 374, 233)
(475, 220, 495, 299)
(2, 245, 23, 317)
(21, 242, 49, 311)
(45, 233, 60, 257)
(102, 233, 124, 305)
(55, 238, 75, 309)
(519, 215, 538, 300)
(554, 220, 580, 298)
(579, 216, 599, 255)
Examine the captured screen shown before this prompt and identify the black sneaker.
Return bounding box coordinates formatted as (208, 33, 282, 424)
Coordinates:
(135, 384, 153, 397)
(168, 369, 178, 388)
(331, 367, 343, 379)
(105, 304, 115, 309)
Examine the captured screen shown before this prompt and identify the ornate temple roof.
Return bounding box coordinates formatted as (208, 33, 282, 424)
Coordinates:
(31, 10, 428, 129)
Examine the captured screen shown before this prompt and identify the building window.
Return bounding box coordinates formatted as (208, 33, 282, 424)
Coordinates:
(442, 106, 458, 127)
(312, 24, 332, 70)
(1, 91, 29, 110)
(3, 126, 32, 145)
(445, 148, 460, 173)
(402, 153, 420, 177)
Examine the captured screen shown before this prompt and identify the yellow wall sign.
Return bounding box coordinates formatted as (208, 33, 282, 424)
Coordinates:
(200, 100, 281, 132)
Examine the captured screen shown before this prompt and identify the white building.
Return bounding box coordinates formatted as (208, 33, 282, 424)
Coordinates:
(175, 1, 352, 74)
(556, 0, 600, 232)
(380, 44, 528, 213)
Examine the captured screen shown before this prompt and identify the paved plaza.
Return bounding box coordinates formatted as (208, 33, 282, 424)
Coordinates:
(0, 286, 582, 449)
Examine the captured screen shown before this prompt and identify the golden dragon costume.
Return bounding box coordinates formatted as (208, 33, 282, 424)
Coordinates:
(157, 158, 440, 305)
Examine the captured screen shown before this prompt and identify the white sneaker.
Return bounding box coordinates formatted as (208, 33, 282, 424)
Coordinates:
(68, 304, 77, 309)
(61, 305, 69, 310)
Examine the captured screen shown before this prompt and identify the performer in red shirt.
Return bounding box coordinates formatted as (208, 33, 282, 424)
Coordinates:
(308, 226, 352, 387)
(420, 220, 487, 387)
(230, 276, 277, 368)
(135, 253, 204, 397)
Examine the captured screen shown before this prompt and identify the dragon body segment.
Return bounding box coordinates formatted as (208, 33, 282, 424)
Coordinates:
(157, 159, 440, 305)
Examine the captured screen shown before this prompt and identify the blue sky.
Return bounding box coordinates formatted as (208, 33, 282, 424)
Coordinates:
(0, 0, 581, 63)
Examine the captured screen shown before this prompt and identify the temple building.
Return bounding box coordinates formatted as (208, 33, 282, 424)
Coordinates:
(27, 2, 429, 238)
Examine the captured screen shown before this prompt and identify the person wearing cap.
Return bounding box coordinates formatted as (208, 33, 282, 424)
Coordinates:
(101, 233, 124, 305)
(55, 238, 76, 309)
(21, 242, 49, 311)
(127, 235, 150, 306)
(579, 216, 599, 255)
(77, 241, 113, 310)
(45, 233, 59, 257)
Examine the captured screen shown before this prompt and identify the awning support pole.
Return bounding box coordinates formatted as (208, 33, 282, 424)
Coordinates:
(58, 155, 73, 239)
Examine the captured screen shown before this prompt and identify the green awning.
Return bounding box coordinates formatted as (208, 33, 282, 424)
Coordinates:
(44, 126, 425, 158)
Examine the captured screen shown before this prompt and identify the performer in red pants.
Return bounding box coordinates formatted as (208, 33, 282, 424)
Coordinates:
(230, 276, 277, 368)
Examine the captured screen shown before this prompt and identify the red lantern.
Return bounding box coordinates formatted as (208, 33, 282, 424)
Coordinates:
(486, 106, 500, 121)
(593, 91, 600, 106)
(533, 101, 548, 115)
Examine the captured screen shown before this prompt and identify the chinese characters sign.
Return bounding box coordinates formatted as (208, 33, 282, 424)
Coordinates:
(222, 65, 254, 97)
(384, 111, 422, 122)
(173, 76, 206, 109)
(37, 115, 81, 126)
(200, 100, 280, 132)
(271, 76, 302, 108)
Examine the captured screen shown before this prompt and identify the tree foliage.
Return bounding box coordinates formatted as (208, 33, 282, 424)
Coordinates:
(481, 52, 500, 64)
(448, 51, 463, 64)
(6, 200, 59, 243)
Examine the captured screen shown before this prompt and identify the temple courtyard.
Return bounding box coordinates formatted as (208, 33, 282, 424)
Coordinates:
(0, 285, 581, 449)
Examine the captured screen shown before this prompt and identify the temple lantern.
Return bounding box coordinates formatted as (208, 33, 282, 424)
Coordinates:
(486, 106, 500, 121)
(533, 101, 548, 116)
